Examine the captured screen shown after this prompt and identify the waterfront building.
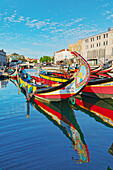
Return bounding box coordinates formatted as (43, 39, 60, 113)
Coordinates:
(68, 40, 82, 55)
(8, 53, 25, 62)
(81, 28, 113, 65)
(25, 58, 39, 63)
(0, 49, 7, 66)
(54, 49, 73, 64)
(68, 28, 113, 65)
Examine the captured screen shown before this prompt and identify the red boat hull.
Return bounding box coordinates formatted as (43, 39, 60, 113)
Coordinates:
(82, 78, 113, 98)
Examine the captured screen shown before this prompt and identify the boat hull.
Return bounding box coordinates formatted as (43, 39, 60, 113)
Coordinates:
(97, 66, 113, 74)
(82, 78, 113, 99)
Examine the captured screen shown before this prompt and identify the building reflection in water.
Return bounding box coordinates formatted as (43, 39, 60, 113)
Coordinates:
(0, 79, 8, 89)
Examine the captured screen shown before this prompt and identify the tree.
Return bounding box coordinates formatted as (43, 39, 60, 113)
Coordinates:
(33, 60, 37, 63)
(52, 57, 54, 62)
(40, 57, 43, 63)
(40, 56, 51, 63)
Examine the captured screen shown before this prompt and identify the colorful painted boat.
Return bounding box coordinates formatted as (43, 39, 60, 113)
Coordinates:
(50, 71, 72, 79)
(9, 70, 17, 78)
(6, 67, 17, 78)
(38, 66, 113, 99)
(97, 65, 113, 74)
(90, 64, 103, 73)
(31, 74, 61, 86)
(82, 77, 113, 99)
(39, 71, 68, 83)
(17, 51, 90, 102)
(30, 98, 89, 163)
(96, 73, 112, 78)
(70, 95, 113, 128)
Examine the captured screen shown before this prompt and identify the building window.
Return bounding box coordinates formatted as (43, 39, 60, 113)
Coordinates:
(85, 39, 89, 43)
(112, 48, 113, 55)
(99, 35, 101, 39)
(91, 38, 94, 41)
(97, 36, 98, 40)
(97, 43, 98, 47)
(78, 46, 80, 51)
(103, 34, 105, 38)
(91, 45, 92, 48)
(99, 42, 101, 46)
(72, 47, 74, 51)
(106, 41, 108, 45)
(106, 33, 108, 38)
(85, 45, 89, 49)
(103, 42, 105, 45)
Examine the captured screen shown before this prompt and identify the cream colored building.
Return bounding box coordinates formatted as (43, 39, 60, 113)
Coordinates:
(54, 49, 74, 64)
(81, 28, 113, 65)
(68, 40, 82, 55)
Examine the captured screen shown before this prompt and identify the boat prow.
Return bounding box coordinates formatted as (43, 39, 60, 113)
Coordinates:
(33, 51, 90, 102)
(17, 51, 90, 102)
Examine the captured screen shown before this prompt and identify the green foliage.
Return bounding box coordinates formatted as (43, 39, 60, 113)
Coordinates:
(33, 60, 37, 63)
(52, 57, 54, 62)
(40, 56, 52, 63)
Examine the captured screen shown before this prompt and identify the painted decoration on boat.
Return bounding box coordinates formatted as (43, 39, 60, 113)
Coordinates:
(74, 59, 89, 90)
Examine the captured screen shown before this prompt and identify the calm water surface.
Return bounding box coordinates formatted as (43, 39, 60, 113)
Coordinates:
(0, 69, 113, 170)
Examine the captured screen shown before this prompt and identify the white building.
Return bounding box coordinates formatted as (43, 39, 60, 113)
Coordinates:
(81, 28, 113, 65)
(54, 49, 74, 64)
(0, 49, 7, 66)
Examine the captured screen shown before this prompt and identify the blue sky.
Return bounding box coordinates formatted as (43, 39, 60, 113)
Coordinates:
(0, 0, 113, 58)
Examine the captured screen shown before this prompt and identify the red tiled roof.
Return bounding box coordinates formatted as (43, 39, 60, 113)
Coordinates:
(56, 49, 71, 53)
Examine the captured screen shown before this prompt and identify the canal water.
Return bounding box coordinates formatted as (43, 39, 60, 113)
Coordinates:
(0, 69, 113, 170)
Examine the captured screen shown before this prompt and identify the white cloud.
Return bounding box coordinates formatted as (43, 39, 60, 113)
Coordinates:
(0, 11, 100, 58)
(65, 18, 83, 27)
(106, 14, 113, 20)
(19, 16, 24, 21)
(102, 2, 110, 8)
(4, 13, 25, 23)
(31, 19, 38, 23)
(102, 10, 111, 16)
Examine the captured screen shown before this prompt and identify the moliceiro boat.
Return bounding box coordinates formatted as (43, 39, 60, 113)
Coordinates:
(17, 51, 90, 102)
(39, 66, 113, 99)
(91, 64, 103, 73)
(82, 77, 113, 99)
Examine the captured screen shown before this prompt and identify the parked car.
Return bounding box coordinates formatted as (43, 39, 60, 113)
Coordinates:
(46, 62, 51, 66)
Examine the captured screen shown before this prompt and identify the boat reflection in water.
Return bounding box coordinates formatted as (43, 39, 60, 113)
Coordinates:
(30, 98, 89, 164)
(70, 95, 113, 128)
(10, 78, 89, 163)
